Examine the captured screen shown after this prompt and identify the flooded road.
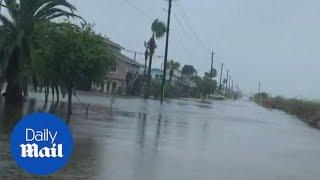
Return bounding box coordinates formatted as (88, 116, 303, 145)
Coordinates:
(1, 95, 320, 180)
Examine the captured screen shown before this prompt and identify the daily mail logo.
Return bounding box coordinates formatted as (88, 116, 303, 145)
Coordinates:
(20, 129, 63, 158)
(10, 113, 73, 176)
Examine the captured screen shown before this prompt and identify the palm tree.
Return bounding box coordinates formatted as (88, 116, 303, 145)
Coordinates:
(181, 65, 197, 77)
(144, 19, 166, 99)
(204, 69, 217, 80)
(143, 41, 149, 78)
(168, 60, 180, 84)
(0, 0, 79, 104)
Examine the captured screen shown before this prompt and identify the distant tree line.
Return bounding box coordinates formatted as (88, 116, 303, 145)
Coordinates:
(149, 63, 219, 99)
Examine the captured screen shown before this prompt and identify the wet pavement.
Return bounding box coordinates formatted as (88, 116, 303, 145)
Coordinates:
(1, 94, 320, 180)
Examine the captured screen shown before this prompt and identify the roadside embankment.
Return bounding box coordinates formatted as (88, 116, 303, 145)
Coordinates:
(254, 93, 320, 128)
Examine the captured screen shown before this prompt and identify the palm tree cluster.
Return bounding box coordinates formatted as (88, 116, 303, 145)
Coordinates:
(0, 0, 79, 105)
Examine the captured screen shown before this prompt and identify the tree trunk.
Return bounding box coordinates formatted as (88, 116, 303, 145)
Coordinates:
(144, 54, 153, 99)
(22, 77, 28, 97)
(51, 85, 55, 102)
(1, 99, 23, 133)
(32, 76, 38, 92)
(0, 76, 4, 97)
(5, 48, 23, 105)
(61, 87, 66, 98)
(169, 70, 173, 84)
(67, 87, 72, 115)
(45, 84, 49, 102)
(55, 85, 60, 103)
(144, 50, 148, 78)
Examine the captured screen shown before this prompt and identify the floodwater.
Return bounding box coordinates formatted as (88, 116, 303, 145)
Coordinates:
(1, 93, 320, 180)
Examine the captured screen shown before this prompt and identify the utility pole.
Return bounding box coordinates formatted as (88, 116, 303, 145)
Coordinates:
(161, 0, 173, 103)
(133, 52, 137, 61)
(231, 81, 234, 99)
(218, 62, 223, 92)
(228, 76, 231, 98)
(225, 70, 229, 97)
(210, 51, 215, 95)
(210, 51, 215, 79)
(258, 81, 261, 94)
(143, 48, 149, 78)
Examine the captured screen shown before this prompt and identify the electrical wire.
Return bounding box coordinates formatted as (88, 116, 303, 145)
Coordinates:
(175, 0, 210, 52)
(120, 0, 153, 21)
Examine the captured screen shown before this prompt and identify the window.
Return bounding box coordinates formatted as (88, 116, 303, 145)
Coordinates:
(111, 66, 118, 73)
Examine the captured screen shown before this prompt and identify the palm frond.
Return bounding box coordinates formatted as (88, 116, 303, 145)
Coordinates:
(4, 0, 19, 21)
(35, 1, 84, 23)
(151, 19, 167, 38)
(45, 12, 84, 23)
(36, 7, 70, 19)
(0, 14, 15, 30)
(35, 0, 76, 17)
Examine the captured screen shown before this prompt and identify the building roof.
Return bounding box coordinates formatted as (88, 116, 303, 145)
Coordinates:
(105, 38, 142, 67)
(105, 38, 122, 51)
(151, 68, 163, 72)
(115, 53, 141, 66)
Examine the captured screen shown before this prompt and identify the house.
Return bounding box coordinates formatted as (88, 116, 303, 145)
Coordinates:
(92, 39, 141, 95)
(181, 77, 196, 88)
(105, 40, 141, 95)
(150, 68, 182, 85)
(139, 64, 146, 75)
(151, 68, 163, 79)
(169, 69, 182, 86)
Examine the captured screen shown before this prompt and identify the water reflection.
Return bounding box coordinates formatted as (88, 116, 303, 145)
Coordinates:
(137, 113, 147, 149)
(0, 100, 24, 135)
(153, 114, 162, 150)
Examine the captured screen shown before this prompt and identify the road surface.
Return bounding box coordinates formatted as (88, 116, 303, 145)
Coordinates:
(1, 96, 320, 180)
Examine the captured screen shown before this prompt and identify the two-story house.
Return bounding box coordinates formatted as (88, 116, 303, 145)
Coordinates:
(100, 40, 140, 95)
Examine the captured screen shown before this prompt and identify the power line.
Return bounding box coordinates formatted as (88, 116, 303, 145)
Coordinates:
(172, 11, 209, 55)
(172, 12, 201, 60)
(116, 0, 237, 87)
(173, 10, 220, 75)
(117, 0, 219, 74)
(120, 0, 153, 21)
(176, 0, 210, 52)
(122, 48, 163, 59)
(174, 9, 208, 54)
(172, 32, 196, 61)
(173, 1, 238, 90)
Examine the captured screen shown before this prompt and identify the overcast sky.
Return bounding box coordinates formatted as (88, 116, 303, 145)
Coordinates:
(71, 0, 320, 99)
